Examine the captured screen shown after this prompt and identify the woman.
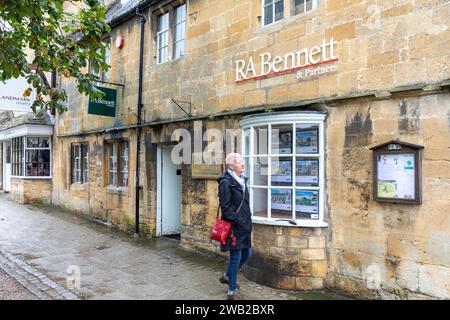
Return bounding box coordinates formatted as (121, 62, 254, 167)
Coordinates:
(217, 153, 252, 300)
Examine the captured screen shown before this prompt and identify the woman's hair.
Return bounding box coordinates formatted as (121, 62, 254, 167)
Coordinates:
(225, 153, 243, 169)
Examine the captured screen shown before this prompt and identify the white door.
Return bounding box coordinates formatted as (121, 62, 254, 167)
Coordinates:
(3, 142, 11, 192)
(157, 146, 182, 236)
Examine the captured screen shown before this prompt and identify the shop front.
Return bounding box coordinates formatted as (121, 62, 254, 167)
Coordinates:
(0, 116, 53, 204)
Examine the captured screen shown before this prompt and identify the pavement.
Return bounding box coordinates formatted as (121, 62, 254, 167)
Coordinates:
(0, 194, 349, 300)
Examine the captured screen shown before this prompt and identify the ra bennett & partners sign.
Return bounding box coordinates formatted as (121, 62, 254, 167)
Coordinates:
(88, 86, 117, 117)
(235, 37, 338, 83)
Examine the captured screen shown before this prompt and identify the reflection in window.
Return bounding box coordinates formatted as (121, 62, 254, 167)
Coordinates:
(272, 124, 292, 154)
(253, 156, 268, 186)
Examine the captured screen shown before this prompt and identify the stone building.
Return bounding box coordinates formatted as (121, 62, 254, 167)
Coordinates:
(2, 0, 449, 299)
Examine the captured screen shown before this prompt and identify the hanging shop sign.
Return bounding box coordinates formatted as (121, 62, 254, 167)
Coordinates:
(88, 86, 117, 117)
(235, 37, 338, 83)
(370, 140, 424, 204)
(0, 77, 35, 112)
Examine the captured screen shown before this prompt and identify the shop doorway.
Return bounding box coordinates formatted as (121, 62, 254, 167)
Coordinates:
(2, 142, 11, 192)
(157, 146, 182, 238)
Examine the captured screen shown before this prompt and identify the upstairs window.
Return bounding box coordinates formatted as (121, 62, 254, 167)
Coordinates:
(173, 4, 186, 59)
(292, 0, 318, 15)
(263, 0, 284, 26)
(157, 13, 169, 64)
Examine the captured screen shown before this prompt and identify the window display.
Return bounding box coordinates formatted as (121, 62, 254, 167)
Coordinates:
(271, 158, 292, 186)
(295, 190, 319, 219)
(272, 125, 292, 154)
(296, 124, 318, 154)
(296, 159, 319, 186)
(271, 189, 292, 212)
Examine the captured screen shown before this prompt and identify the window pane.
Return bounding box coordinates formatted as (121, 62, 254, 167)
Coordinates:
(275, 0, 284, 21)
(264, 4, 273, 25)
(296, 124, 319, 154)
(296, 158, 319, 186)
(253, 126, 268, 155)
(295, 190, 319, 220)
(27, 137, 39, 148)
(39, 150, 50, 163)
(158, 13, 168, 31)
(82, 145, 89, 183)
(264, 0, 273, 4)
(252, 188, 268, 218)
(253, 156, 268, 186)
(305, 0, 312, 11)
(271, 157, 292, 186)
(272, 124, 292, 154)
(38, 138, 49, 148)
(244, 129, 250, 156)
(294, 0, 305, 14)
(271, 189, 292, 218)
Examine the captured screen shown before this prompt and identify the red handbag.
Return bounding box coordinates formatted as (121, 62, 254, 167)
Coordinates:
(210, 191, 245, 245)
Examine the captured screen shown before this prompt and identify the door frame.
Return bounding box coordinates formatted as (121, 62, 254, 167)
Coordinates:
(156, 144, 183, 237)
(2, 141, 11, 192)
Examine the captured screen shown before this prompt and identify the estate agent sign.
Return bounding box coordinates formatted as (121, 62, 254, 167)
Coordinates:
(235, 37, 338, 83)
(88, 86, 117, 117)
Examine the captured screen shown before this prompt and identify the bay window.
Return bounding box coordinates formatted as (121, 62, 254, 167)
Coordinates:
(11, 136, 51, 177)
(240, 112, 327, 227)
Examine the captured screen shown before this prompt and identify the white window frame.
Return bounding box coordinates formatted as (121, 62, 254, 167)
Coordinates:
(292, 0, 319, 16)
(11, 136, 52, 179)
(173, 4, 186, 59)
(157, 12, 169, 64)
(262, 0, 284, 26)
(71, 143, 89, 184)
(240, 112, 328, 228)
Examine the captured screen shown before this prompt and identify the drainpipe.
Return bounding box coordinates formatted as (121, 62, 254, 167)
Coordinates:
(135, 8, 146, 236)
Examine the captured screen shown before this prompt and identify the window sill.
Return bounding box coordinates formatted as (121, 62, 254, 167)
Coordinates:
(70, 182, 89, 191)
(106, 185, 129, 195)
(11, 176, 52, 180)
(252, 217, 328, 228)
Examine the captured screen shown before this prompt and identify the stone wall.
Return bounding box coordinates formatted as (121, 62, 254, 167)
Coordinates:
(326, 91, 450, 299)
(10, 178, 52, 204)
(244, 224, 327, 290)
(56, 0, 450, 136)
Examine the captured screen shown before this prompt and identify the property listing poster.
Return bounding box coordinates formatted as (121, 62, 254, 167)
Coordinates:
(296, 130, 318, 153)
(272, 130, 292, 154)
(296, 159, 319, 185)
(295, 190, 319, 219)
(271, 189, 292, 211)
(271, 160, 292, 183)
(377, 154, 415, 200)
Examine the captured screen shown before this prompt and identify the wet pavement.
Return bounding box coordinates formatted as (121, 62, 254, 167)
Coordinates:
(0, 194, 350, 300)
(0, 268, 36, 300)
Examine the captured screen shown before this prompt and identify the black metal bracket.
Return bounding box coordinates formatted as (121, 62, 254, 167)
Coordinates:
(171, 98, 192, 117)
(95, 79, 125, 87)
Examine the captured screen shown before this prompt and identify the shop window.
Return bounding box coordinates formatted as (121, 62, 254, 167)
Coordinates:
(11, 137, 51, 177)
(292, 0, 318, 15)
(263, 0, 284, 26)
(71, 143, 89, 184)
(90, 39, 111, 82)
(12, 137, 24, 176)
(107, 140, 128, 187)
(241, 112, 326, 226)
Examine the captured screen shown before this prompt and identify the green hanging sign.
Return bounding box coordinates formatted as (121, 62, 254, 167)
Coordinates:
(88, 86, 117, 117)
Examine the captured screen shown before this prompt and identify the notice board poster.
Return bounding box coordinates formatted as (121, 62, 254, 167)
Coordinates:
(376, 154, 415, 200)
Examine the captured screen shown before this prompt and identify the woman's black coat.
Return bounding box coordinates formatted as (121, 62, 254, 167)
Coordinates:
(217, 171, 252, 252)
